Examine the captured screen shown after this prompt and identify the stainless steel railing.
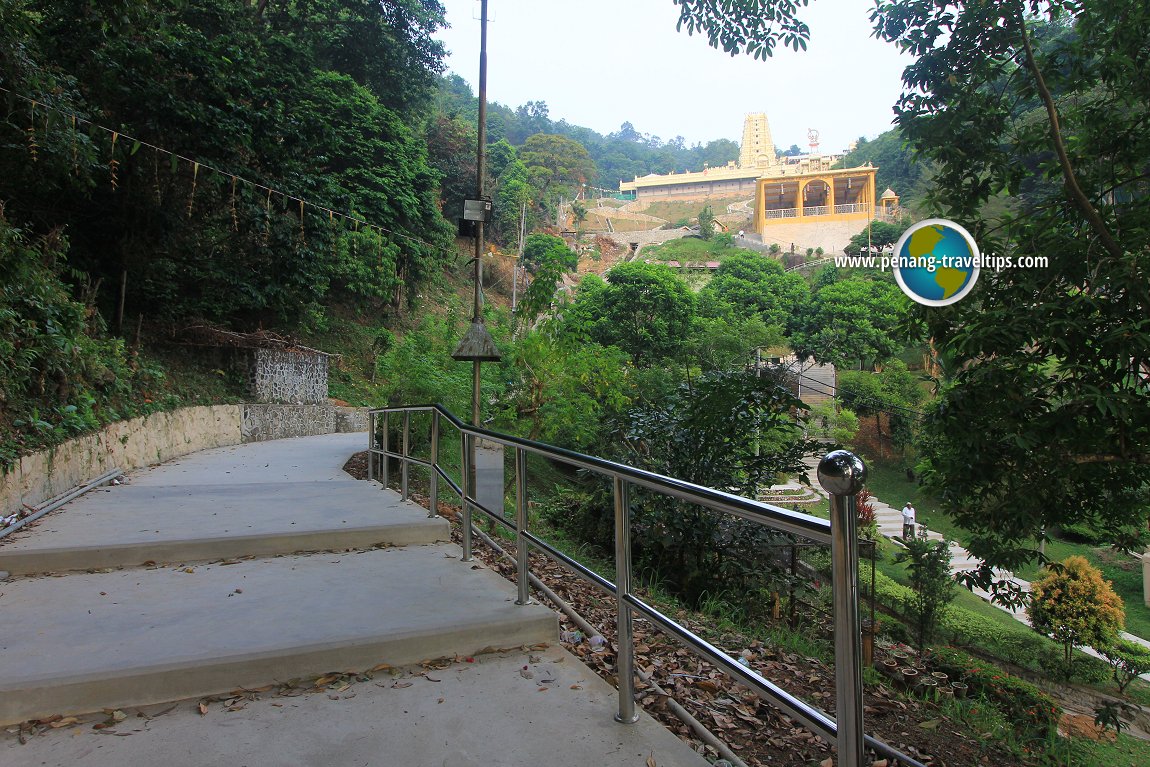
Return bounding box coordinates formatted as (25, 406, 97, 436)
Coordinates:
(367, 404, 925, 767)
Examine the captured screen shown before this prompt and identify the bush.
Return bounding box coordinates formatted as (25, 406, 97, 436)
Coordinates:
(0, 215, 176, 469)
(1100, 639, 1150, 693)
(866, 563, 1114, 684)
(1028, 555, 1125, 680)
(894, 537, 958, 648)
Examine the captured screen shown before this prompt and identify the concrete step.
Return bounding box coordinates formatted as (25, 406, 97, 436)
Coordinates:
(0, 544, 556, 725)
(0, 482, 448, 575)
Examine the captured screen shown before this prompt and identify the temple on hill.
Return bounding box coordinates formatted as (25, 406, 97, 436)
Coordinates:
(618, 113, 898, 243)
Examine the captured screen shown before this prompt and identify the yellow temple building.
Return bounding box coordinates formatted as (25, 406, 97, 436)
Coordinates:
(618, 114, 892, 243)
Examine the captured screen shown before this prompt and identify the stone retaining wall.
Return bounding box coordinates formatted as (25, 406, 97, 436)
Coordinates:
(250, 348, 329, 404)
(1, 404, 368, 516)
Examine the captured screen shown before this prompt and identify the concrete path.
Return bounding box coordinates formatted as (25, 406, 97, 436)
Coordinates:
(0, 645, 704, 767)
(0, 433, 706, 766)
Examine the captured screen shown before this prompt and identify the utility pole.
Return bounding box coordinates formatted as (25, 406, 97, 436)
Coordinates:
(451, 0, 501, 564)
(452, 0, 500, 427)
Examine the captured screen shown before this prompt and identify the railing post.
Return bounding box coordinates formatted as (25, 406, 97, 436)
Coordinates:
(461, 432, 473, 562)
(367, 411, 375, 483)
(613, 476, 638, 724)
(381, 412, 390, 490)
(401, 411, 411, 501)
(515, 447, 530, 606)
(428, 410, 440, 519)
(818, 450, 867, 767)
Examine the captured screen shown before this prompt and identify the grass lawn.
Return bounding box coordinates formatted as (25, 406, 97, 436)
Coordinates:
(638, 197, 749, 224)
(642, 237, 757, 262)
(861, 460, 1150, 640)
(1066, 731, 1150, 766)
(862, 461, 968, 543)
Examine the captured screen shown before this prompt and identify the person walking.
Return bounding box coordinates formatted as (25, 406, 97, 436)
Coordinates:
(901, 502, 916, 540)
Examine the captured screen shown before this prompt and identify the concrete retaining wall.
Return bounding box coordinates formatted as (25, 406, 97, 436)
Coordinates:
(2, 404, 368, 517)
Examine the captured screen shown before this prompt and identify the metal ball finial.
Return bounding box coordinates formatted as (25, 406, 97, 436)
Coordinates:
(817, 450, 867, 496)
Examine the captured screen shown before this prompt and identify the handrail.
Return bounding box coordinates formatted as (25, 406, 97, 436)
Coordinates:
(366, 403, 926, 767)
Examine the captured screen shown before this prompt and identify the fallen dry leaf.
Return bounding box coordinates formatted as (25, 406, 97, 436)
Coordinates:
(197, 701, 208, 716)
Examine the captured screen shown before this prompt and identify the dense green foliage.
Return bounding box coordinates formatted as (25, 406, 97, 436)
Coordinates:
(517, 234, 577, 324)
(0, 0, 452, 327)
(868, 1, 1150, 573)
(563, 262, 697, 367)
(698, 251, 808, 334)
(791, 277, 908, 369)
(836, 129, 930, 210)
(0, 214, 176, 466)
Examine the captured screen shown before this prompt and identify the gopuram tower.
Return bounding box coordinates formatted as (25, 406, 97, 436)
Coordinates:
(739, 113, 778, 170)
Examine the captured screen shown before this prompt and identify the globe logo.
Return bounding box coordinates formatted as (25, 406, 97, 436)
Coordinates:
(891, 219, 980, 307)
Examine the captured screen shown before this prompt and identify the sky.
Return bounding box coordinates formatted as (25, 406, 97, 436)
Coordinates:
(434, 0, 915, 156)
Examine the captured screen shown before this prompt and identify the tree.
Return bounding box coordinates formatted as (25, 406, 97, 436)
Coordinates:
(697, 204, 715, 240)
(0, 0, 452, 326)
(845, 220, 909, 255)
(1099, 639, 1150, 694)
(504, 331, 632, 447)
(791, 278, 908, 369)
(563, 262, 696, 367)
(672, 0, 813, 60)
(894, 537, 958, 649)
(518, 235, 578, 324)
(425, 114, 476, 220)
(491, 157, 534, 246)
(699, 252, 809, 333)
(869, 2, 1150, 574)
(519, 133, 597, 205)
(1027, 556, 1125, 681)
(676, 0, 1150, 585)
(616, 368, 814, 601)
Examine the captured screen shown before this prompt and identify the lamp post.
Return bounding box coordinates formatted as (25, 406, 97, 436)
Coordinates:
(452, 0, 500, 427)
(451, 0, 500, 562)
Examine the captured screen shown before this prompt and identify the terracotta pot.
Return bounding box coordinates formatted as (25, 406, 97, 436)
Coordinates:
(890, 650, 909, 663)
(881, 658, 900, 677)
(898, 667, 919, 688)
(931, 671, 949, 683)
(950, 681, 968, 698)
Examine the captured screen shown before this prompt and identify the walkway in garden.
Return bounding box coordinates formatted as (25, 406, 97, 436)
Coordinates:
(787, 462, 1150, 676)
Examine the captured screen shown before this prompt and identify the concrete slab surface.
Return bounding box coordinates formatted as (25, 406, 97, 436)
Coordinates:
(0, 482, 448, 574)
(0, 545, 556, 725)
(127, 432, 369, 487)
(0, 646, 708, 767)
